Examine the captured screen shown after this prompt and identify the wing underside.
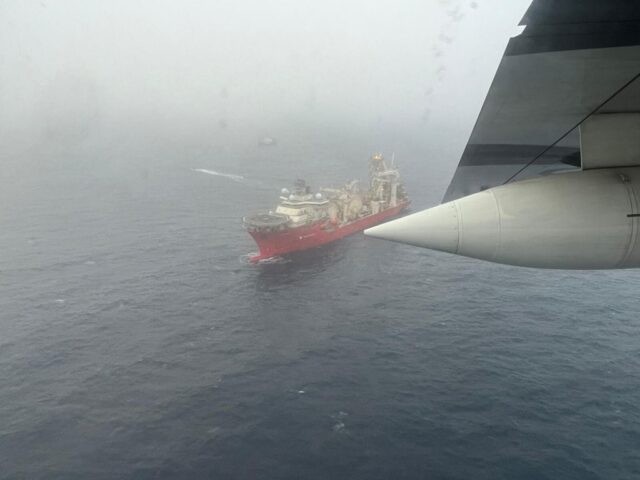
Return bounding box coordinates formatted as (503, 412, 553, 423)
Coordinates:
(443, 0, 640, 202)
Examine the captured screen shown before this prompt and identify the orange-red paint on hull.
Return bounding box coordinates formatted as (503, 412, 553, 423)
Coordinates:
(248, 201, 409, 262)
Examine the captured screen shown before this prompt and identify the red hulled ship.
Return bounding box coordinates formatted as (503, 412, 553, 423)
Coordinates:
(243, 153, 410, 262)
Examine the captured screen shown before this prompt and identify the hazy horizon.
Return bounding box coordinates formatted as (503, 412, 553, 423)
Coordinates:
(1, 1, 530, 159)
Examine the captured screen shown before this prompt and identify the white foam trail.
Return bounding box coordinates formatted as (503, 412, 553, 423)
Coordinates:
(193, 168, 245, 183)
(239, 253, 290, 265)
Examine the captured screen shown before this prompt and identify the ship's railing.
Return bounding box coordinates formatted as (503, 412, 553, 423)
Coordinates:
(243, 212, 289, 231)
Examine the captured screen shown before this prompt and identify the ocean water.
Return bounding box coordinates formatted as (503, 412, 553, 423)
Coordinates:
(1, 131, 640, 479)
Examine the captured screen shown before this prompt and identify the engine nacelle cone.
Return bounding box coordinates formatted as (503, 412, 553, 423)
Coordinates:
(365, 168, 640, 269)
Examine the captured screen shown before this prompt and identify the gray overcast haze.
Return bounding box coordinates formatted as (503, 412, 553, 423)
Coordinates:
(5, 4, 640, 480)
(1, 0, 529, 169)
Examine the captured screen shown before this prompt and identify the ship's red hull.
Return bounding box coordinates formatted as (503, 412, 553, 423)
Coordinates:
(248, 201, 409, 262)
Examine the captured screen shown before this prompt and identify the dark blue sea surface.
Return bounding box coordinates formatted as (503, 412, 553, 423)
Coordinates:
(1, 133, 640, 479)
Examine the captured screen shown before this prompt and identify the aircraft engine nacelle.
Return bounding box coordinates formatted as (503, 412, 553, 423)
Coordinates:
(365, 167, 640, 269)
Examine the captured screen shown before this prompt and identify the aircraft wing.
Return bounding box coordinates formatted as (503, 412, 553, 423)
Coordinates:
(443, 0, 640, 202)
(366, 0, 640, 269)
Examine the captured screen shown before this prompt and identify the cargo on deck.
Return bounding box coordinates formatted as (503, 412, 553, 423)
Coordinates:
(243, 153, 410, 262)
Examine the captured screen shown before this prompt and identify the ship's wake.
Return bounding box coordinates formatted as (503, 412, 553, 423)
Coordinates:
(193, 168, 245, 183)
(239, 253, 289, 265)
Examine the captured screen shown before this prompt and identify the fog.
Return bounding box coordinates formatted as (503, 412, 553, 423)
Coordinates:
(1, 0, 529, 161)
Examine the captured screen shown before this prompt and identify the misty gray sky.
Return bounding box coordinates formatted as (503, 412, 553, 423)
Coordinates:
(0, 0, 530, 151)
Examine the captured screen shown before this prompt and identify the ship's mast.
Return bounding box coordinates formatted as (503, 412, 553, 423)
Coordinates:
(369, 152, 400, 207)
